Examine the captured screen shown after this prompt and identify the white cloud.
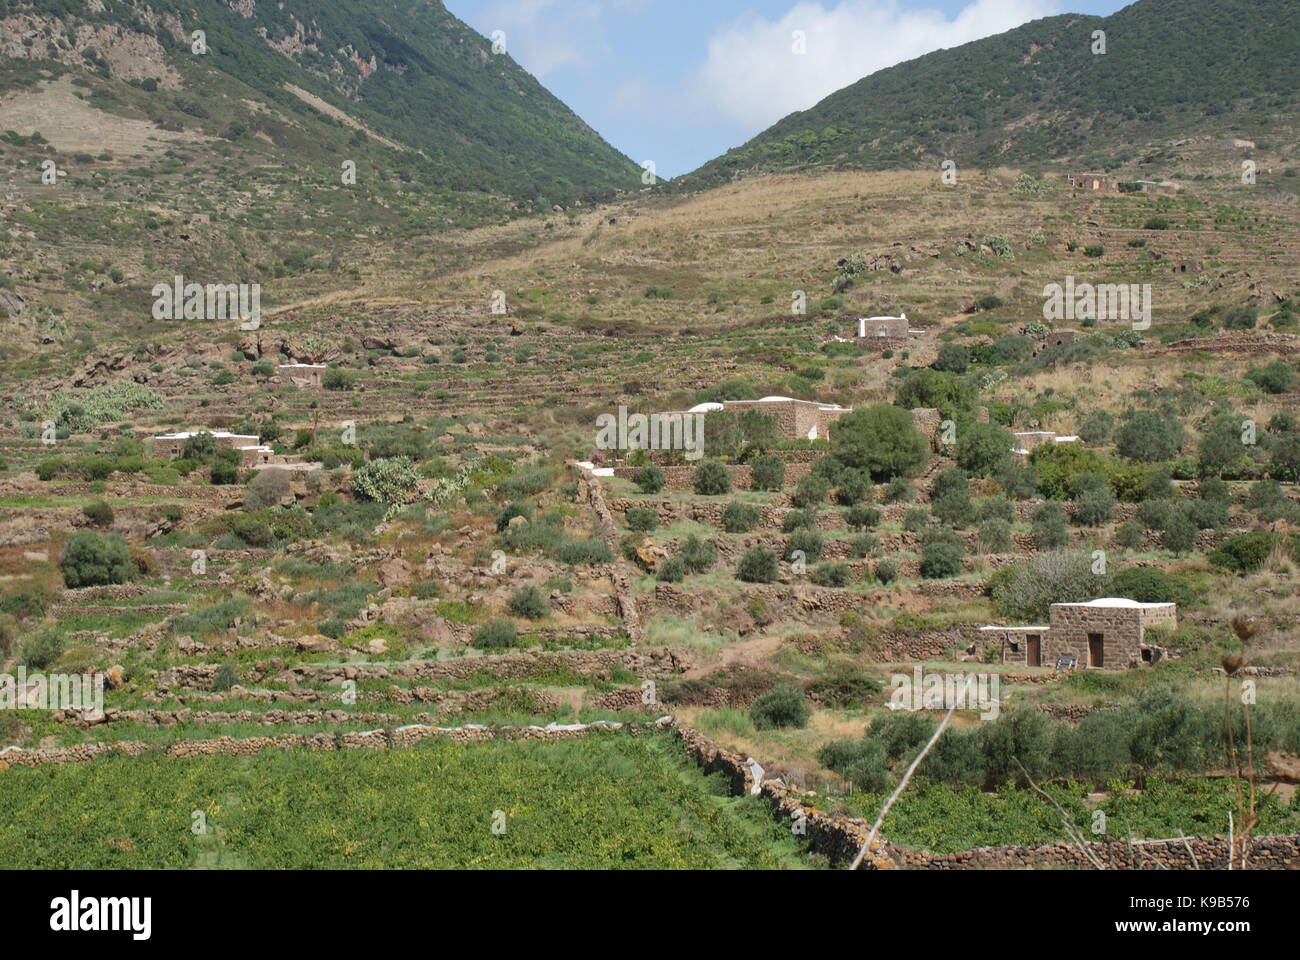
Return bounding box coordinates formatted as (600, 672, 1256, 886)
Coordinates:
(472, 0, 629, 78)
(694, 0, 1061, 131)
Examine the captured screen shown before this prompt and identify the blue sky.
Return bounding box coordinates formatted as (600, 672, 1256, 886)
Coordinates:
(446, 0, 1131, 178)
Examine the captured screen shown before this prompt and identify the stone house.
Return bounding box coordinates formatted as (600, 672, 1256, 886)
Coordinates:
(719, 396, 850, 442)
(980, 598, 1178, 670)
(277, 363, 327, 387)
(857, 313, 912, 339)
(152, 430, 319, 471)
(151, 431, 261, 460)
(1067, 173, 1112, 191)
(1012, 431, 1080, 459)
(1040, 329, 1080, 351)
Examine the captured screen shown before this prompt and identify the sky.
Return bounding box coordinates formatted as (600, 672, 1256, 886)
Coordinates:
(445, 0, 1132, 178)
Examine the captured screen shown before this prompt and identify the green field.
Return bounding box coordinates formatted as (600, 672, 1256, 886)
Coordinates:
(0, 735, 810, 869)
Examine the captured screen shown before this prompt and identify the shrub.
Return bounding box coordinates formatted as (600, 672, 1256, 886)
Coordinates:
(633, 465, 665, 494)
(211, 663, 238, 693)
(721, 501, 759, 533)
(956, 422, 1013, 478)
(82, 500, 114, 527)
(883, 477, 913, 503)
(832, 404, 929, 480)
(791, 474, 831, 508)
(19, 628, 65, 670)
(1031, 502, 1069, 548)
(508, 586, 549, 620)
(656, 556, 686, 583)
(1078, 410, 1114, 445)
(692, 459, 732, 496)
(933, 343, 970, 374)
(782, 507, 819, 532)
(977, 518, 1013, 553)
(805, 661, 882, 708)
(1074, 485, 1116, 526)
(1109, 568, 1197, 606)
(245, 468, 291, 511)
(737, 546, 778, 583)
(1116, 410, 1185, 463)
(475, 620, 518, 649)
(875, 559, 898, 584)
(988, 549, 1102, 620)
(496, 500, 532, 532)
(1246, 361, 1294, 395)
(678, 535, 717, 574)
(817, 737, 891, 791)
(1159, 511, 1197, 555)
(920, 533, 964, 579)
(556, 539, 614, 565)
(322, 367, 356, 390)
(835, 470, 870, 505)
(810, 562, 851, 587)
(845, 504, 880, 530)
(1209, 532, 1274, 574)
(784, 527, 824, 564)
(750, 454, 785, 491)
(749, 686, 811, 730)
(60, 532, 131, 588)
(1115, 521, 1145, 549)
(625, 506, 659, 533)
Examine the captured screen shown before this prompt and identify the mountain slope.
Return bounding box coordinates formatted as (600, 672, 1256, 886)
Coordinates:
(0, 0, 639, 208)
(681, 0, 1299, 189)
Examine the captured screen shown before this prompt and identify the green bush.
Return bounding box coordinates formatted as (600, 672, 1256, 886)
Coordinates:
(721, 501, 759, 533)
(1209, 531, 1274, 574)
(1032, 502, 1069, 548)
(19, 628, 65, 670)
(749, 686, 811, 730)
(805, 661, 882, 708)
(791, 474, 830, 508)
(737, 546, 779, 583)
(817, 737, 891, 791)
(508, 586, 549, 620)
(60, 532, 131, 588)
(845, 504, 880, 530)
(875, 559, 898, 584)
(692, 459, 732, 496)
(920, 532, 965, 579)
(625, 506, 659, 533)
(475, 620, 519, 649)
(82, 500, 114, 527)
(633, 465, 665, 494)
(656, 556, 686, 583)
(678, 535, 717, 574)
(810, 562, 851, 587)
(1074, 485, 1116, 526)
(750, 454, 785, 491)
(784, 527, 824, 564)
(211, 663, 238, 693)
(832, 404, 930, 481)
(956, 422, 1013, 478)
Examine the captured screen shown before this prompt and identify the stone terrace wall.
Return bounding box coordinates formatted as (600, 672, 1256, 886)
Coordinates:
(0, 719, 667, 771)
(612, 462, 814, 491)
(155, 647, 691, 692)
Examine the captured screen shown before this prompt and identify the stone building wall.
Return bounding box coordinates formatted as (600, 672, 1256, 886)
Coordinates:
(1045, 602, 1177, 669)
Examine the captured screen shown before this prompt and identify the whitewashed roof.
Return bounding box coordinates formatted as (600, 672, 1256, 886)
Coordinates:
(1054, 598, 1175, 609)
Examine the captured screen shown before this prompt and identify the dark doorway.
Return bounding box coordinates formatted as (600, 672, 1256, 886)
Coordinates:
(1027, 635, 1041, 667)
(1088, 633, 1105, 669)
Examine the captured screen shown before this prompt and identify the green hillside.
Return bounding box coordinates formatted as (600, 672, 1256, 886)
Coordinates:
(0, 0, 640, 210)
(681, 0, 1299, 189)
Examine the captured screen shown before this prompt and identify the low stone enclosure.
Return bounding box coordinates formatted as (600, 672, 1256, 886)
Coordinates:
(981, 598, 1178, 670)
